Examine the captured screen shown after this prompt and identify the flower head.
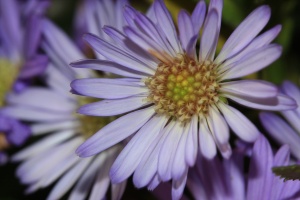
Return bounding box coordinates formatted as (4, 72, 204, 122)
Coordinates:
(0, 0, 48, 162)
(1, 0, 129, 199)
(71, 0, 296, 199)
(187, 135, 300, 200)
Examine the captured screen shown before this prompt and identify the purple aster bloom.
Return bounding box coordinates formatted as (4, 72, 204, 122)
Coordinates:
(260, 81, 300, 160)
(71, 0, 296, 199)
(0, 0, 48, 162)
(187, 135, 300, 200)
(1, 0, 130, 199)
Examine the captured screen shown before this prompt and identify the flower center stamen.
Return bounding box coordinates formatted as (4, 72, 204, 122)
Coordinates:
(146, 55, 220, 122)
(0, 59, 19, 107)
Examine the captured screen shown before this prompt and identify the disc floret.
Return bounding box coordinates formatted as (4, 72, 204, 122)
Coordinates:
(146, 55, 220, 122)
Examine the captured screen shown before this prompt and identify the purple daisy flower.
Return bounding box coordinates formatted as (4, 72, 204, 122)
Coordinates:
(0, 0, 49, 163)
(187, 135, 300, 199)
(71, 0, 296, 199)
(1, 0, 130, 199)
(260, 81, 300, 160)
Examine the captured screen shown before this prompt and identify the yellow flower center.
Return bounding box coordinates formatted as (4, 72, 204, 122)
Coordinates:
(77, 97, 116, 138)
(0, 59, 19, 107)
(146, 55, 220, 122)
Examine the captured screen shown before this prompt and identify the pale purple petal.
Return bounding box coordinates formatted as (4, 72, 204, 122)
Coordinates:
(199, 117, 217, 159)
(103, 26, 158, 69)
(123, 7, 175, 56)
(158, 122, 184, 181)
(89, 153, 115, 200)
(111, 182, 127, 200)
(19, 55, 48, 79)
(0, 0, 22, 52)
(221, 44, 282, 79)
(178, 10, 194, 52)
(207, 0, 223, 29)
(83, 33, 155, 74)
(154, 0, 182, 53)
(224, 155, 245, 200)
(124, 26, 172, 59)
(71, 59, 148, 78)
(24, 14, 42, 58)
(6, 88, 76, 113)
(207, 107, 231, 158)
(71, 78, 148, 99)
(148, 174, 161, 191)
(218, 103, 259, 142)
(281, 81, 300, 113)
(216, 6, 271, 63)
(224, 93, 297, 111)
(109, 115, 167, 183)
(76, 107, 155, 157)
(246, 135, 273, 200)
(47, 158, 92, 200)
(281, 110, 300, 134)
(221, 25, 281, 67)
(260, 112, 300, 160)
(12, 130, 74, 161)
(71, 147, 119, 200)
(78, 96, 149, 116)
(30, 120, 77, 136)
(172, 171, 188, 200)
(270, 145, 290, 200)
(172, 125, 189, 180)
(133, 121, 175, 188)
(185, 115, 198, 166)
(0, 106, 73, 122)
(191, 1, 206, 33)
(199, 9, 219, 61)
(220, 80, 278, 99)
(42, 19, 85, 63)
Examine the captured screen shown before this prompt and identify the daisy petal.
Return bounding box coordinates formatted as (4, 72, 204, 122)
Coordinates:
(260, 112, 300, 160)
(222, 25, 281, 67)
(185, 115, 198, 166)
(78, 96, 149, 116)
(71, 59, 148, 78)
(47, 158, 92, 200)
(178, 10, 194, 52)
(12, 130, 74, 161)
(154, 0, 182, 53)
(71, 78, 148, 99)
(172, 171, 188, 200)
(172, 126, 189, 180)
(216, 5, 271, 63)
(247, 135, 273, 200)
(207, 107, 232, 159)
(218, 103, 259, 142)
(83, 33, 154, 74)
(133, 121, 175, 188)
(0, 106, 73, 122)
(7, 88, 76, 112)
(76, 107, 155, 157)
(109, 115, 167, 183)
(199, 9, 219, 61)
(222, 44, 282, 79)
(224, 93, 297, 111)
(158, 122, 184, 181)
(191, 1, 206, 33)
(199, 117, 217, 159)
(220, 80, 278, 99)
